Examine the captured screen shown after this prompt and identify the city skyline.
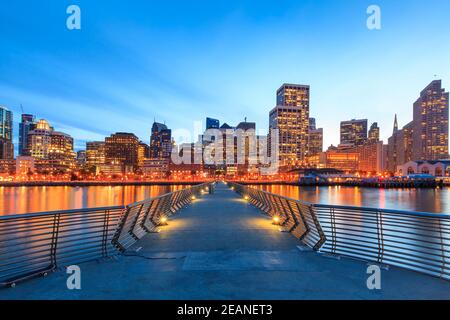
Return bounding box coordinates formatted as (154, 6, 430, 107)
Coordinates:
(1, 77, 447, 154)
(1, 1, 450, 151)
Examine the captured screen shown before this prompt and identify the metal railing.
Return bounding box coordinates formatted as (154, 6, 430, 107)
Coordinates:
(111, 182, 212, 251)
(0, 183, 212, 287)
(227, 182, 450, 280)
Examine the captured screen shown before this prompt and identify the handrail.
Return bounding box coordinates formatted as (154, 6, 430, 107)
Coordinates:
(226, 181, 450, 281)
(0, 182, 213, 287)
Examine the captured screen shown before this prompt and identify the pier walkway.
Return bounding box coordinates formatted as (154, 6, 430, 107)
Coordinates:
(2, 183, 450, 300)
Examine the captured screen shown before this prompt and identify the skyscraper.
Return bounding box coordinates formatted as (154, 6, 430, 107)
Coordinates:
(269, 84, 310, 167)
(0, 106, 13, 159)
(19, 114, 36, 156)
(28, 119, 76, 172)
(86, 141, 106, 167)
(368, 122, 380, 143)
(150, 122, 172, 159)
(105, 132, 140, 171)
(340, 119, 368, 146)
(412, 80, 449, 161)
(308, 128, 323, 157)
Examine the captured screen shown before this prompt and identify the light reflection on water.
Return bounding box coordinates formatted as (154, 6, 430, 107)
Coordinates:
(250, 185, 450, 214)
(0, 185, 188, 216)
(1, 184, 449, 216)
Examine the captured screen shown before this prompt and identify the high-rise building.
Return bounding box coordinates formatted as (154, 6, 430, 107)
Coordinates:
(309, 118, 317, 130)
(19, 114, 36, 156)
(105, 132, 140, 171)
(138, 141, 150, 167)
(368, 122, 380, 143)
(308, 128, 323, 157)
(0, 106, 13, 141)
(28, 119, 76, 172)
(206, 117, 220, 130)
(269, 84, 310, 167)
(387, 80, 449, 173)
(150, 122, 172, 159)
(28, 119, 53, 159)
(412, 80, 449, 161)
(86, 141, 106, 166)
(340, 119, 368, 146)
(0, 106, 13, 159)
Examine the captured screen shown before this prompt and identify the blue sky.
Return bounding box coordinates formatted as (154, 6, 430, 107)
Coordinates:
(1, 0, 450, 151)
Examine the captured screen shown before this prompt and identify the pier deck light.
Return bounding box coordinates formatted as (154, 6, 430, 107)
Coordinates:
(159, 216, 168, 226)
(272, 215, 281, 225)
(244, 196, 249, 200)
(191, 195, 196, 200)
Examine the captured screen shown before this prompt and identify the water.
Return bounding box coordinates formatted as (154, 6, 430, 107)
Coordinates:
(0, 185, 189, 215)
(250, 185, 450, 214)
(1, 184, 449, 216)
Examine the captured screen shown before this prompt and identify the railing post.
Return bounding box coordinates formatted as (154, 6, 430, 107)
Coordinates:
(376, 210, 384, 263)
(102, 209, 110, 257)
(310, 205, 326, 251)
(49, 213, 61, 270)
(111, 207, 129, 252)
(329, 207, 336, 253)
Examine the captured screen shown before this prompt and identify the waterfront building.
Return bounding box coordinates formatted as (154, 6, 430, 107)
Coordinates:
(356, 141, 384, 173)
(16, 156, 35, 175)
(28, 119, 53, 159)
(387, 80, 449, 173)
(340, 119, 368, 146)
(138, 142, 150, 168)
(150, 122, 172, 160)
(0, 106, 13, 160)
(28, 119, 76, 173)
(308, 128, 323, 157)
(86, 141, 106, 167)
(397, 160, 450, 177)
(412, 80, 449, 161)
(269, 84, 310, 168)
(0, 159, 15, 174)
(142, 158, 170, 177)
(311, 142, 384, 174)
(105, 132, 140, 172)
(322, 146, 359, 172)
(95, 164, 123, 176)
(19, 114, 36, 156)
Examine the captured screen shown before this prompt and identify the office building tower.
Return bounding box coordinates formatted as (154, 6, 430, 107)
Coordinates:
(269, 84, 310, 167)
(19, 114, 36, 156)
(412, 80, 449, 161)
(340, 119, 368, 146)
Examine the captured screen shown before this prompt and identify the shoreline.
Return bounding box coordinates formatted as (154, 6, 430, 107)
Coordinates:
(0, 181, 207, 187)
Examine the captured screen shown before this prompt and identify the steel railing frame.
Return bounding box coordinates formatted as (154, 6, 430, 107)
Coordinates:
(0, 182, 213, 287)
(227, 182, 450, 280)
(111, 182, 212, 252)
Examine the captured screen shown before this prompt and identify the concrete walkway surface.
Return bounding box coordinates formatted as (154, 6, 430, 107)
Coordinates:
(1, 183, 450, 300)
